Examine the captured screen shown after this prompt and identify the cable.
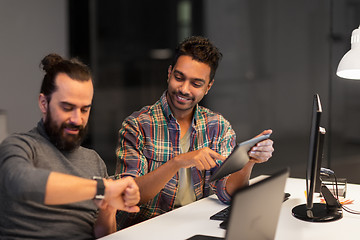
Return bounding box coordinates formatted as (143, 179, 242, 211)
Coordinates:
(321, 170, 360, 215)
(320, 167, 335, 175)
(320, 168, 339, 199)
(342, 205, 360, 215)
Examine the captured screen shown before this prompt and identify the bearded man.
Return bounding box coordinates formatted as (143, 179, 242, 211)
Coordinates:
(0, 53, 140, 239)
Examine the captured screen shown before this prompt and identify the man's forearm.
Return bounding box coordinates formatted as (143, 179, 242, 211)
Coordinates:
(45, 172, 140, 211)
(44, 172, 97, 205)
(94, 207, 117, 238)
(225, 161, 255, 196)
(135, 159, 180, 204)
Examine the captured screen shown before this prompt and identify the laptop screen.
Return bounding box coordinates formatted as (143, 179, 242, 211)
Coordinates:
(187, 168, 289, 240)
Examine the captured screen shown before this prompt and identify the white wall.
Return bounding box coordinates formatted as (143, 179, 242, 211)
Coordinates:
(0, 0, 67, 135)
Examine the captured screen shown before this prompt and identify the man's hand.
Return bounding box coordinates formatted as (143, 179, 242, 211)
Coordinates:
(225, 129, 274, 195)
(248, 129, 274, 164)
(94, 178, 140, 238)
(93, 177, 139, 238)
(173, 147, 226, 170)
(99, 177, 140, 213)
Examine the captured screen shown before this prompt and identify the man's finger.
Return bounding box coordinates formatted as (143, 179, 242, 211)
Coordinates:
(124, 206, 140, 213)
(255, 139, 273, 147)
(208, 149, 226, 161)
(253, 129, 273, 139)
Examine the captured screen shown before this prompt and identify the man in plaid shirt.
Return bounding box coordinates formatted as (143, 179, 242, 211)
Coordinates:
(115, 36, 274, 229)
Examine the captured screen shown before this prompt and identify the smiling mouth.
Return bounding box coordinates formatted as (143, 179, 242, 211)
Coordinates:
(64, 128, 79, 135)
(176, 94, 192, 103)
(63, 124, 81, 135)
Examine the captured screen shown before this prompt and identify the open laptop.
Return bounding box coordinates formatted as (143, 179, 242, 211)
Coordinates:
(187, 168, 289, 240)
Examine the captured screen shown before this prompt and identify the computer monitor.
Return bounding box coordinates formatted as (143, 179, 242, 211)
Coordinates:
(292, 94, 342, 222)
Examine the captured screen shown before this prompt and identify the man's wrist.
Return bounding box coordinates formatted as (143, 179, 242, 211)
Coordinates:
(171, 155, 184, 170)
(93, 176, 105, 200)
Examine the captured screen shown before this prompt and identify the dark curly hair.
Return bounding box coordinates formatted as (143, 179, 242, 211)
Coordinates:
(39, 53, 92, 102)
(172, 36, 222, 80)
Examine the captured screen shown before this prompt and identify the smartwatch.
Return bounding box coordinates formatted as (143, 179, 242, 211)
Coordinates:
(92, 176, 105, 200)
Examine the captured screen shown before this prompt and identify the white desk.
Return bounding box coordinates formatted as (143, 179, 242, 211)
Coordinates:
(100, 177, 360, 240)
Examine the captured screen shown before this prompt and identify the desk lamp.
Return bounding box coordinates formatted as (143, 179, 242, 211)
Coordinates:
(335, 25, 360, 217)
(336, 25, 360, 80)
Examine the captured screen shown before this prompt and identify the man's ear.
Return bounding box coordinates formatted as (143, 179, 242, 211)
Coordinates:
(167, 65, 173, 83)
(38, 94, 48, 115)
(205, 79, 214, 95)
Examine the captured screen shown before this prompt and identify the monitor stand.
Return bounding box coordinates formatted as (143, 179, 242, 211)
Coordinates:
(292, 185, 343, 222)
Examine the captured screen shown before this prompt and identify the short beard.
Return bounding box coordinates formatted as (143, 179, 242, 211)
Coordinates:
(43, 109, 88, 151)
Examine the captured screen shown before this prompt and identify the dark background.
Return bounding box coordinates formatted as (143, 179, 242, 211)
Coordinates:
(68, 0, 360, 183)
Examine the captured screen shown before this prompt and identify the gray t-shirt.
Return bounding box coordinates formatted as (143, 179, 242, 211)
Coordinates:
(0, 121, 108, 239)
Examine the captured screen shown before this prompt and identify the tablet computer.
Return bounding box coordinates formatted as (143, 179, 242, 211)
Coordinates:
(209, 134, 271, 182)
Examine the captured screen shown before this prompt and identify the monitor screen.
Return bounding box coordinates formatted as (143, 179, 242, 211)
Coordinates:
(292, 94, 342, 222)
(306, 94, 323, 210)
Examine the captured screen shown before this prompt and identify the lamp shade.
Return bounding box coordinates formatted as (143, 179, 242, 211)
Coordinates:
(336, 25, 360, 80)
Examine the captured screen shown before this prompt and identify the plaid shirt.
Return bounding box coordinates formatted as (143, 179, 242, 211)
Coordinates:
(115, 91, 236, 229)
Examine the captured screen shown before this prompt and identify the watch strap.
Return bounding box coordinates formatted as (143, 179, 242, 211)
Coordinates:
(92, 176, 105, 200)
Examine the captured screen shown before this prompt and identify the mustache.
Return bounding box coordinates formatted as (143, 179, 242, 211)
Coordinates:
(61, 123, 84, 131)
(176, 91, 192, 99)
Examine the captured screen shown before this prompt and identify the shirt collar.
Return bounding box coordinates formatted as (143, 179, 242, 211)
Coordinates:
(160, 91, 173, 121)
(36, 119, 49, 140)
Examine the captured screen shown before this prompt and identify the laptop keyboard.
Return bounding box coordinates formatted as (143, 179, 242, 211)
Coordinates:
(210, 192, 290, 221)
(210, 206, 231, 221)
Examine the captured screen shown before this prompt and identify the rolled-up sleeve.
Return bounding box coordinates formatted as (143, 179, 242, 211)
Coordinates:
(211, 123, 236, 204)
(116, 116, 148, 178)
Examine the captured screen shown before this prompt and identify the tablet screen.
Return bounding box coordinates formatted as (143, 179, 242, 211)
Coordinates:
(209, 134, 271, 182)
